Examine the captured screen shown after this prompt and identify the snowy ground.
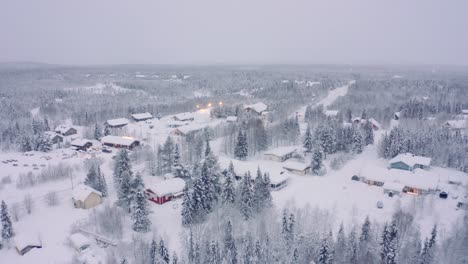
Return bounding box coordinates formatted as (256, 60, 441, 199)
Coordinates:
(1, 80, 467, 263)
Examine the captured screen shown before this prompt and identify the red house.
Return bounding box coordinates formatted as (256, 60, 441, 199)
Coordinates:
(146, 178, 186, 204)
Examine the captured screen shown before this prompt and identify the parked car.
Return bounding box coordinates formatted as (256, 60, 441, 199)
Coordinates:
(377, 201, 384, 209)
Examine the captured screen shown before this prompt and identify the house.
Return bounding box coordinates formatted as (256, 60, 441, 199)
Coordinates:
(131, 112, 153, 122)
(101, 135, 140, 149)
(167, 120, 187, 128)
(55, 125, 77, 136)
(171, 124, 206, 137)
(263, 146, 297, 162)
(361, 174, 385, 187)
(226, 116, 238, 122)
(15, 234, 42, 255)
(352, 117, 381, 130)
(282, 161, 311, 176)
(462, 109, 468, 116)
(244, 102, 268, 115)
(44, 131, 63, 144)
(270, 173, 290, 191)
(146, 178, 186, 204)
(72, 184, 102, 209)
(70, 139, 93, 151)
(173, 112, 194, 122)
(105, 118, 129, 128)
(389, 153, 431, 171)
(69, 233, 91, 253)
(383, 181, 404, 196)
(444, 120, 467, 131)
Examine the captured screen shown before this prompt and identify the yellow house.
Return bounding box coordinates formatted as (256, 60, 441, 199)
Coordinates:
(72, 185, 102, 209)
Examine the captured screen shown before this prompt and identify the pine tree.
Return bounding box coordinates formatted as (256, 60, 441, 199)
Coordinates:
(234, 130, 248, 160)
(130, 174, 151, 232)
(1, 201, 14, 240)
(84, 164, 99, 189)
(161, 137, 175, 174)
(104, 125, 111, 136)
(311, 143, 325, 175)
(252, 169, 265, 212)
(358, 216, 373, 263)
(318, 237, 331, 264)
(172, 144, 186, 178)
(363, 120, 374, 145)
(361, 109, 368, 119)
(292, 248, 299, 264)
(352, 126, 363, 154)
(254, 240, 262, 264)
(380, 220, 398, 264)
(116, 170, 133, 212)
(262, 173, 273, 208)
(303, 124, 313, 152)
(346, 109, 352, 123)
(181, 186, 194, 227)
(172, 252, 178, 264)
(192, 177, 207, 223)
(239, 172, 253, 220)
(420, 225, 437, 264)
(222, 173, 236, 205)
(347, 228, 358, 264)
(243, 235, 254, 264)
(94, 123, 102, 140)
(335, 223, 347, 264)
(208, 241, 220, 264)
(158, 239, 170, 263)
(150, 239, 158, 264)
(223, 219, 238, 264)
(95, 166, 108, 197)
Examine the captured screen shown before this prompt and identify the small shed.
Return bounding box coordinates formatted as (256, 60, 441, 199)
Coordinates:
(72, 185, 102, 209)
(263, 146, 297, 162)
(70, 139, 93, 151)
(146, 178, 186, 204)
(44, 131, 63, 144)
(270, 173, 290, 191)
(55, 125, 77, 136)
(69, 233, 91, 253)
(383, 181, 405, 196)
(15, 234, 42, 255)
(105, 118, 129, 128)
(131, 112, 153, 122)
(282, 161, 311, 176)
(173, 112, 194, 122)
(244, 102, 268, 115)
(101, 136, 140, 150)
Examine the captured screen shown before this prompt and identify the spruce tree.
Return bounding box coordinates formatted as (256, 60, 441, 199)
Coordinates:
(172, 144, 184, 178)
(239, 172, 253, 220)
(262, 173, 273, 208)
(311, 143, 325, 175)
(352, 126, 363, 154)
(130, 173, 151, 232)
(335, 223, 347, 264)
(94, 123, 102, 140)
(303, 124, 313, 153)
(158, 239, 170, 263)
(116, 170, 133, 212)
(150, 239, 158, 264)
(95, 166, 108, 197)
(161, 137, 175, 174)
(223, 220, 238, 264)
(1, 200, 14, 240)
(358, 216, 372, 262)
(84, 164, 98, 189)
(222, 173, 236, 205)
(104, 125, 111, 136)
(234, 130, 248, 160)
(181, 186, 194, 227)
(208, 241, 220, 264)
(380, 220, 399, 264)
(192, 177, 207, 223)
(347, 228, 358, 264)
(318, 237, 331, 264)
(363, 120, 374, 145)
(252, 168, 265, 212)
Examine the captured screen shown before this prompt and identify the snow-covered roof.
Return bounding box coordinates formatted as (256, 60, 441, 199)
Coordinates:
(44, 131, 62, 140)
(101, 136, 138, 147)
(71, 138, 92, 147)
(389, 153, 431, 167)
(55, 125, 75, 134)
(106, 118, 129, 127)
(361, 166, 440, 190)
(325, 110, 339, 116)
(72, 184, 102, 201)
(244, 102, 268, 113)
(462, 109, 468, 114)
(69, 233, 91, 249)
(445, 120, 467, 129)
(173, 112, 194, 121)
(15, 233, 42, 251)
(264, 146, 297, 158)
(282, 161, 310, 172)
(132, 112, 153, 120)
(150, 178, 186, 197)
(226, 116, 238, 122)
(173, 124, 206, 135)
(270, 173, 290, 185)
(383, 181, 405, 192)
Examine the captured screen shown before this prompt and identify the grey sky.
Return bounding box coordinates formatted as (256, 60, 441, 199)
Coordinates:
(1, 0, 468, 65)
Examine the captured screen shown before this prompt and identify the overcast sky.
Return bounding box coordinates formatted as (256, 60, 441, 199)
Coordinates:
(1, 0, 468, 65)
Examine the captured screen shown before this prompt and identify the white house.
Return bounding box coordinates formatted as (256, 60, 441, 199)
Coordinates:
(282, 161, 311, 176)
(69, 233, 91, 253)
(72, 185, 102, 209)
(105, 118, 129, 128)
(244, 102, 268, 115)
(55, 125, 77, 136)
(173, 112, 194, 122)
(263, 146, 297, 162)
(131, 112, 153, 122)
(70, 138, 93, 151)
(269, 173, 290, 190)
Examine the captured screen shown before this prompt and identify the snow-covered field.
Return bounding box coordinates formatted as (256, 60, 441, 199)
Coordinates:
(1, 81, 467, 263)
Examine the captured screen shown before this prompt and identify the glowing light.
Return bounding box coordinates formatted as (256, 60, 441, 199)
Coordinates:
(196, 104, 200, 109)
(121, 136, 135, 139)
(208, 103, 212, 107)
(219, 101, 223, 105)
